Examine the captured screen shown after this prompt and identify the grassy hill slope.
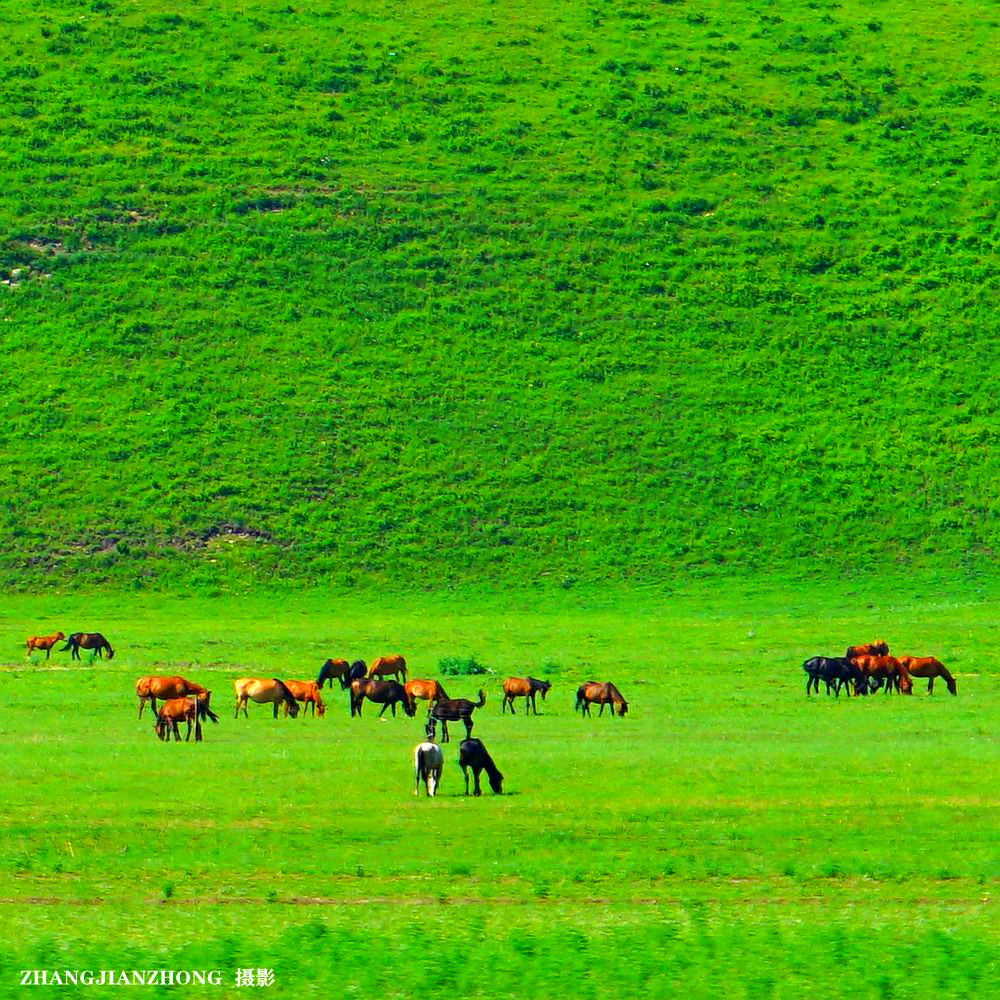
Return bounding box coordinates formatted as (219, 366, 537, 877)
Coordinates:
(3, 0, 1000, 591)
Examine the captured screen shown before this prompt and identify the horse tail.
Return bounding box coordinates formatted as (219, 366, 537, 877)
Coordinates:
(475, 689, 486, 707)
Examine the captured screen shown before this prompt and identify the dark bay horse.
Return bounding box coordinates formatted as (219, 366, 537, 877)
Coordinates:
(368, 654, 407, 682)
(61, 632, 115, 660)
(350, 678, 415, 718)
(404, 678, 450, 714)
(154, 696, 213, 742)
(802, 656, 861, 697)
(26, 631, 65, 660)
(233, 677, 300, 718)
(458, 738, 504, 795)
(414, 741, 444, 797)
(501, 676, 551, 715)
(316, 658, 367, 690)
(575, 681, 629, 717)
(896, 656, 957, 695)
(136, 675, 220, 721)
(283, 679, 326, 717)
(428, 690, 486, 743)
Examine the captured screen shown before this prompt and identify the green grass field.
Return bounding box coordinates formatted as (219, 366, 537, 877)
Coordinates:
(2, 582, 998, 997)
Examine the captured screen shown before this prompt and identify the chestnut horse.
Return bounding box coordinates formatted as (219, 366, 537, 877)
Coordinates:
(846, 639, 889, 660)
(427, 690, 486, 743)
(136, 675, 220, 721)
(350, 678, 415, 718)
(414, 741, 444, 797)
(283, 679, 326, 717)
(26, 631, 65, 660)
(154, 696, 213, 742)
(368, 654, 407, 682)
(404, 678, 450, 714)
(501, 676, 551, 715)
(316, 658, 367, 690)
(459, 738, 504, 795)
(233, 678, 300, 718)
(851, 655, 912, 695)
(61, 632, 115, 660)
(575, 681, 629, 717)
(896, 656, 957, 695)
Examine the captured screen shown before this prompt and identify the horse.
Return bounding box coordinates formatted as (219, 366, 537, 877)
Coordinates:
(233, 677, 300, 718)
(61, 632, 115, 660)
(283, 679, 326, 717)
(501, 676, 551, 715)
(846, 639, 889, 660)
(458, 738, 504, 796)
(26, 631, 65, 660)
(427, 690, 486, 743)
(414, 741, 443, 797)
(350, 678, 415, 718)
(575, 681, 629, 717)
(850, 655, 912, 695)
(895, 656, 957, 695)
(154, 696, 213, 742)
(802, 656, 862, 697)
(316, 658, 366, 690)
(136, 675, 220, 721)
(368, 653, 407, 682)
(404, 678, 450, 714)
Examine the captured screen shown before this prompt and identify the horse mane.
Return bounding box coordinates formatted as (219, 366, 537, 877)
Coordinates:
(272, 678, 296, 703)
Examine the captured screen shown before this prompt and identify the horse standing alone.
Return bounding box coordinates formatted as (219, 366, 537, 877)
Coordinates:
(575, 681, 629, 717)
(501, 676, 551, 715)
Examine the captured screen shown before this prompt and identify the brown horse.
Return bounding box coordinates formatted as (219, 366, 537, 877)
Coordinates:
(233, 677, 300, 718)
(26, 631, 65, 660)
(427, 690, 486, 743)
(846, 639, 889, 660)
(350, 678, 415, 718)
(404, 678, 450, 714)
(283, 679, 326, 717)
(501, 676, 551, 715)
(154, 696, 213, 742)
(575, 681, 629, 717)
(136, 676, 220, 721)
(851, 655, 912, 695)
(61, 632, 115, 660)
(896, 656, 957, 695)
(368, 653, 407, 682)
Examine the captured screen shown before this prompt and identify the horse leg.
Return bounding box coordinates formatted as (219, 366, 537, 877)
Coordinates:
(473, 766, 482, 797)
(195, 719, 203, 742)
(440, 720, 449, 743)
(273, 700, 280, 719)
(464, 717, 473, 740)
(461, 763, 470, 795)
(927, 676, 934, 694)
(170, 720, 181, 742)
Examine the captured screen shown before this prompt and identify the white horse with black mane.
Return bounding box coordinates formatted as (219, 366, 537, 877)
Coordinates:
(413, 740, 443, 797)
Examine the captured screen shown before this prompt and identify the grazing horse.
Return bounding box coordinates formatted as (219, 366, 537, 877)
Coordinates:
(896, 656, 957, 695)
(233, 677, 300, 718)
(136, 675, 220, 721)
(846, 639, 889, 660)
(26, 631, 65, 660)
(154, 696, 213, 742)
(575, 681, 629, 717)
(61, 632, 115, 660)
(316, 658, 367, 690)
(851, 655, 912, 695)
(368, 653, 407, 682)
(404, 678, 450, 714)
(283, 680, 326, 717)
(427, 690, 486, 743)
(802, 656, 861, 697)
(350, 678, 415, 718)
(414, 741, 444, 797)
(501, 676, 551, 715)
(458, 738, 504, 796)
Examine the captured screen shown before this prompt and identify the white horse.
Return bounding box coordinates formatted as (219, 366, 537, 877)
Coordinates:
(413, 741, 443, 797)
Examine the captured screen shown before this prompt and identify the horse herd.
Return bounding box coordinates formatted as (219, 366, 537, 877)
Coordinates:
(803, 638, 957, 697)
(27, 634, 631, 799)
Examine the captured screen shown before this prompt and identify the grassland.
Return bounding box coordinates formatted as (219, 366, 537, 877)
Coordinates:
(2, 583, 998, 997)
(3, 0, 1000, 591)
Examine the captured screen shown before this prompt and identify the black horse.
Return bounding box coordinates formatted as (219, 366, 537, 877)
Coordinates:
(427, 690, 486, 742)
(316, 658, 367, 690)
(61, 632, 115, 660)
(458, 738, 504, 796)
(802, 656, 865, 697)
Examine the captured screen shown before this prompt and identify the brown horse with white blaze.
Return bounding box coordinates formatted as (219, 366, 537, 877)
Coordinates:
(896, 656, 957, 695)
(233, 678, 300, 718)
(136, 676, 220, 721)
(26, 631, 65, 660)
(502, 676, 551, 715)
